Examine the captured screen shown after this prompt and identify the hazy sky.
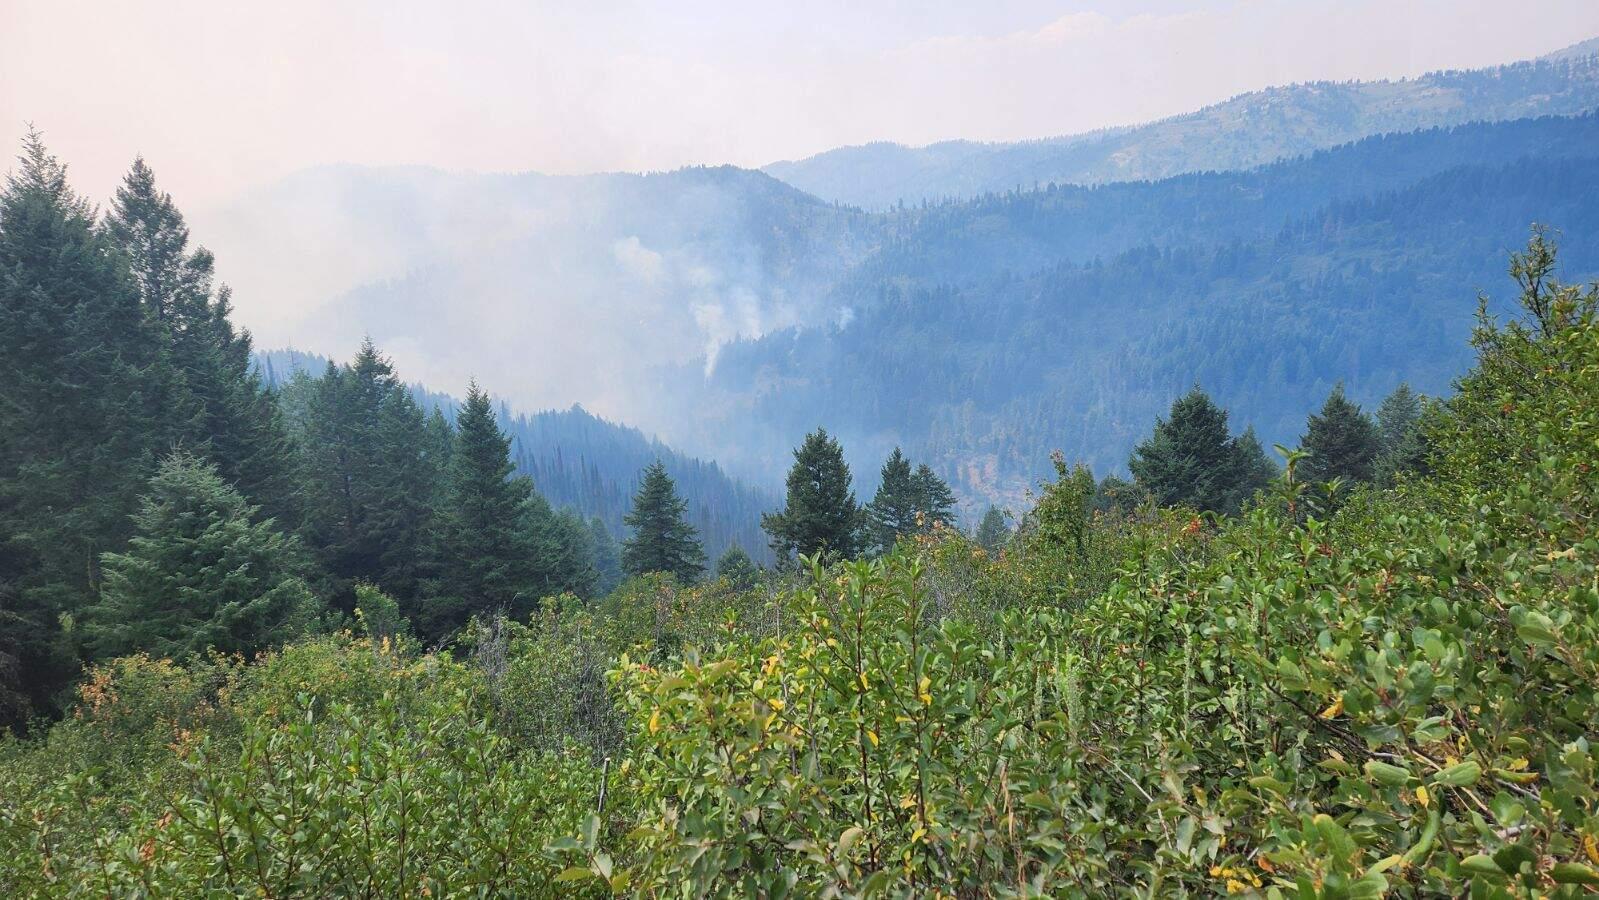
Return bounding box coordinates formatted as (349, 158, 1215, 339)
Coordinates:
(6, 0, 1599, 211)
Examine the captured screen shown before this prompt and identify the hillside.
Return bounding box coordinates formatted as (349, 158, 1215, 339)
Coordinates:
(677, 124, 1599, 512)
(763, 39, 1599, 208)
(242, 113, 1599, 516)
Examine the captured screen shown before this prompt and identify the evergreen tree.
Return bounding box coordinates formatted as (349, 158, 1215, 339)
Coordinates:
(912, 464, 957, 532)
(865, 450, 958, 552)
(622, 462, 705, 582)
(865, 448, 919, 552)
(106, 157, 295, 521)
(294, 342, 438, 606)
(589, 516, 624, 596)
(763, 429, 862, 562)
(1128, 388, 1266, 514)
(0, 133, 166, 716)
(1300, 384, 1381, 487)
(715, 544, 761, 591)
(428, 384, 538, 635)
(1374, 383, 1429, 483)
(1225, 427, 1277, 512)
(520, 493, 598, 599)
(1128, 388, 1237, 513)
(85, 453, 314, 660)
(974, 506, 1010, 554)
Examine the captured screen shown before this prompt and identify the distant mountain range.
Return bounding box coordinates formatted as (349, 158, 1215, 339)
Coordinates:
(255, 349, 777, 563)
(763, 38, 1599, 209)
(214, 37, 1599, 526)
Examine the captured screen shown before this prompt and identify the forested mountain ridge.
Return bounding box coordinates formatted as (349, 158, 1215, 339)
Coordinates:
(681, 142, 1599, 513)
(763, 38, 1599, 208)
(256, 348, 776, 563)
(237, 112, 1599, 519)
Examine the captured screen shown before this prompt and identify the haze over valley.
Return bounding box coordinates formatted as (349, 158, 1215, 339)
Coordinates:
(187, 36, 1599, 517)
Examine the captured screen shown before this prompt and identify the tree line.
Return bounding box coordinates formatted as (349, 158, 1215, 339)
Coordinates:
(0, 132, 1442, 732)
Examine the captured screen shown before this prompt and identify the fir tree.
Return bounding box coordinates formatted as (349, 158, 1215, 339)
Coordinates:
(106, 157, 295, 521)
(1128, 388, 1236, 513)
(763, 429, 862, 563)
(521, 494, 598, 599)
(715, 544, 761, 591)
(865, 448, 919, 552)
(974, 506, 1010, 554)
(1374, 383, 1429, 483)
(85, 453, 314, 660)
(622, 462, 705, 582)
(294, 342, 438, 606)
(1225, 427, 1277, 512)
(912, 463, 957, 532)
(0, 133, 166, 715)
(429, 383, 537, 635)
(1128, 388, 1264, 514)
(1300, 384, 1381, 487)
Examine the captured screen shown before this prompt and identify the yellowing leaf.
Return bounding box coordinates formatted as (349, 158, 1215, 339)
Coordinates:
(866, 729, 880, 747)
(648, 709, 661, 734)
(1319, 696, 1344, 719)
(1415, 785, 1430, 808)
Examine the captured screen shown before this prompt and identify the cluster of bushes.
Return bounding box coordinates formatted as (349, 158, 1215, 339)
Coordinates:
(4, 238, 1597, 896)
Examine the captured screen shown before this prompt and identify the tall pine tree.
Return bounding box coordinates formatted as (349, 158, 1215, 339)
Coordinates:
(622, 462, 705, 582)
(762, 428, 861, 562)
(292, 342, 439, 606)
(1374, 383, 1429, 483)
(912, 463, 957, 532)
(974, 506, 1010, 554)
(589, 516, 624, 596)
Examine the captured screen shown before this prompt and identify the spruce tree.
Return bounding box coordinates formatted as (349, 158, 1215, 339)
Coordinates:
(521, 493, 599, 599)
(762, 428, 862, 562)
(295, 342, 438, 605)
(0, 133, 166, 714)
(622, 462, 705, 582)
(865, 448, 920, 552)
(1128, 388, 1237, 513)
(429, 383, 538, 634)
(912, 463, 957, 532)
(1225, 427, 1277, 512)
(1300, 384, 1381, 486)
(1374, 383, 1429, 483)
(974, 506, 1010, 554)
(715, 544, 761, 590)
(85, 453, 314, 660)
(106, 157, 295, 521)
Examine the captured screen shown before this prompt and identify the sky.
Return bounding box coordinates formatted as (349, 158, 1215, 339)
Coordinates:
(5, 0, 1599, 212)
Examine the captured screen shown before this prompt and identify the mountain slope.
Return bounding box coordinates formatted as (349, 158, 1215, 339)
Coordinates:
(763, 40, 1599, 208)
(680, 148, 1599, 514)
